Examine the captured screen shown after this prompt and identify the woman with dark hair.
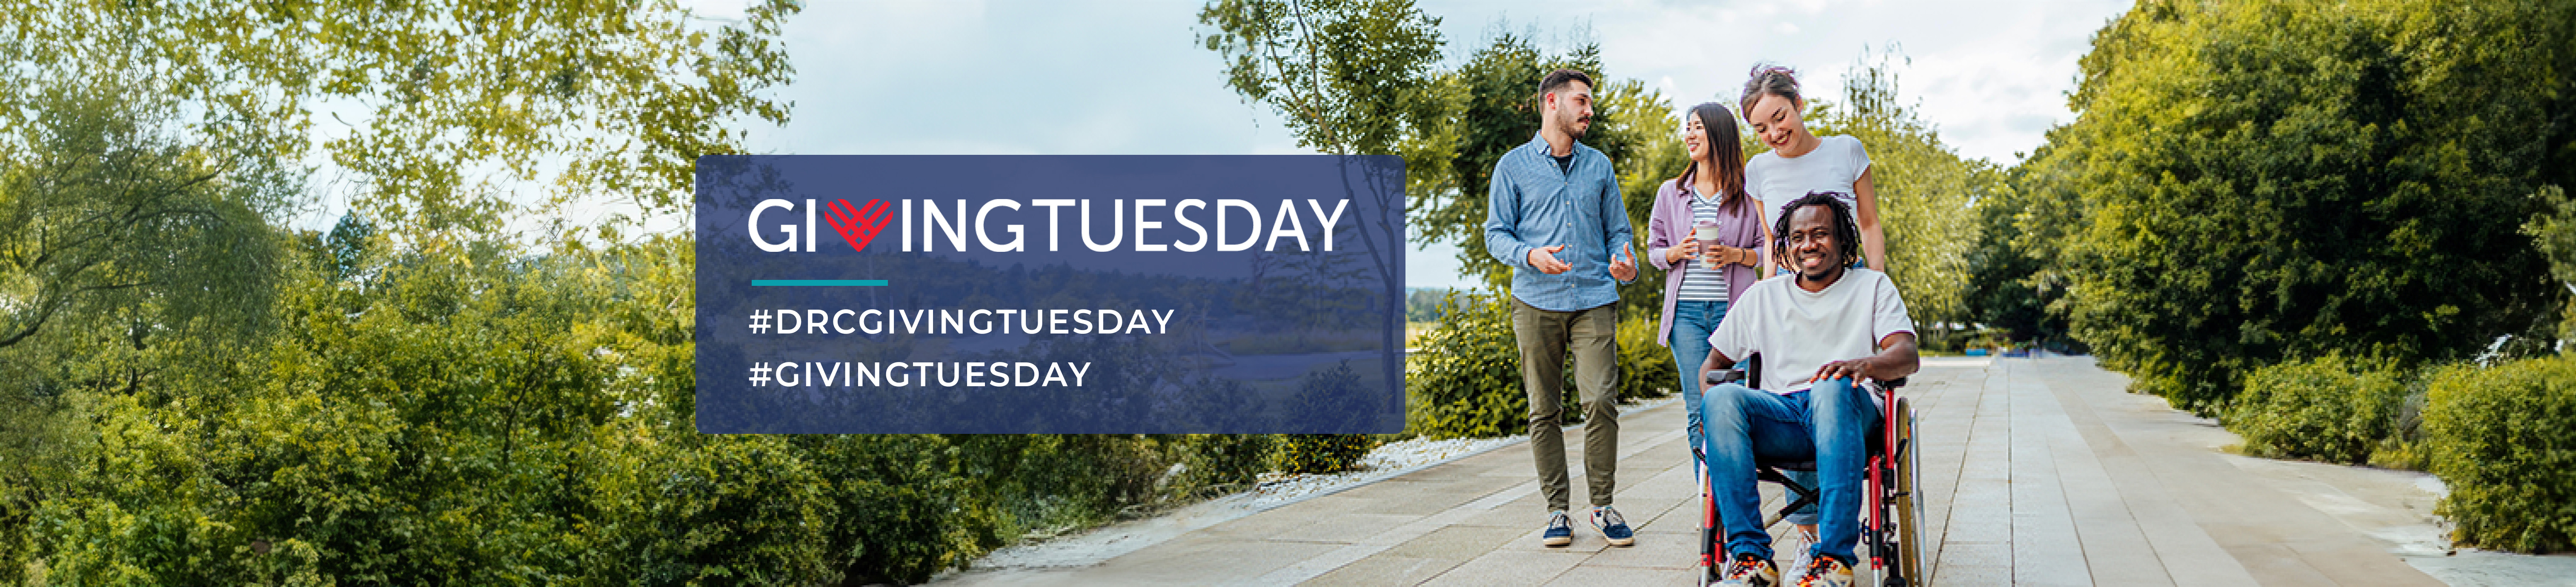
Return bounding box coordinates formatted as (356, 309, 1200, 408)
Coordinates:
(1644, 102, 1768, 456)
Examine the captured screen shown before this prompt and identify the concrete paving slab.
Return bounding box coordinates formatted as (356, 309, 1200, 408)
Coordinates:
(943, 356, 2477, 586)
(1579, 529, 1699, 569)
(1542, 564, 1692, 586)
(1301, 556, 1463, 587)
(1380, 524, 1529, 560)
(1267, 513, 1423, 544)
(1418, 545, 1587, 587)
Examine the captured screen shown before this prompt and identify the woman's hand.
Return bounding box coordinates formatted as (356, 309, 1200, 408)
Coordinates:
(1667, 238, 1702, 264)
(1709, 245, 1753, 267)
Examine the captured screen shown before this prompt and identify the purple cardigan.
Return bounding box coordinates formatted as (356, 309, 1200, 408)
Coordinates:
(1643, 172, 1766, 348)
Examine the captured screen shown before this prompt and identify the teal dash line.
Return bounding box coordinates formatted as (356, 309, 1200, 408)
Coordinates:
(751, 279, 889, 286)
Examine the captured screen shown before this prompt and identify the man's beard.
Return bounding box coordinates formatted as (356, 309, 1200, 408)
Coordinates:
(1563, 113, 1590, 138)
(1800, 254, 1846, 283)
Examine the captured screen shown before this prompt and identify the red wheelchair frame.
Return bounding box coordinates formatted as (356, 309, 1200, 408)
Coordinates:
(1692, 354, 1924, 587)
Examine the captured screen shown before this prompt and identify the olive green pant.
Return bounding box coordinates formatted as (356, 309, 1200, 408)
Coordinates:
(1511, 297, 1621, 512)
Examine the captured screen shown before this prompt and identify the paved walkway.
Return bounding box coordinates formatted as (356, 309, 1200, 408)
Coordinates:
(946, 356, 2450, 585)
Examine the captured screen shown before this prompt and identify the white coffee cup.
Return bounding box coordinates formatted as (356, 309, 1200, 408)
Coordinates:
(1692, 223, 1722, 269)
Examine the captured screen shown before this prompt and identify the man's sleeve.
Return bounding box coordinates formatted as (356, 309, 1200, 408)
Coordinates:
(1707, 289, 1755, 365)
(1603, 169, 1636, 284)
(1484, 165, 1534, 271)
(1872, 273, 1917, 343)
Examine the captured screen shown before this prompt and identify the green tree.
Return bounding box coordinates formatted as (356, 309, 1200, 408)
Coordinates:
(0, 82, 293, 584)
(1792, 51, 1989, 334)
(1968, 138, 2076, 348)
(0, 81, 285, 356)
(0, 0, 798, 231)
(2526, 185, 2576, 344)
(1408, 31, 1666, 288)
(0, 0, 811, 582)
(2019, 0, 2573, 411)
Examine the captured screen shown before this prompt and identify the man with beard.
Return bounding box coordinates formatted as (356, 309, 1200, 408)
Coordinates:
(1696, 192, 1921, 587)
(1483, 67, 1641, 548)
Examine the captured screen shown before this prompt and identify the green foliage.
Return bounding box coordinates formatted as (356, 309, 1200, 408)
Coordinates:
(1613, 312, 1675, 402)
(0, 79, 285, 356)
(2527, 185, 2576, 343)
(1403, 290, 1597, 439)
(1402, 30, 1666, 290)
(582, 434, 833, 586)
(1793, 51, 1990, 332)
(2013, 0, 2576, 412)
(1407, 30, 1581, 288)
(2422, 354, 2576, 553)
(2224, 356, 2408, 464)
(1406, 290, 1531, 439)
(1598, 77, 1686, 312)
(1277, 362, 1379, 474)
(1275, 434, 1376, 476)
(1405, 288, 1452, 321)
(0, 2, 1318, 584)
(0, 0, 800, 230)
(1197, 0, 1446, 160)
(791, 434, 999, 586)
(1966, 156, 2069, 347)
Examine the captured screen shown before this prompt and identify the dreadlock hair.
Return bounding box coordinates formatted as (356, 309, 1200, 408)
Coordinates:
(1772, 191, 1864, 271)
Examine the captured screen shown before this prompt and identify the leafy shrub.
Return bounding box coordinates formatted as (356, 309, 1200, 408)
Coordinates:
(1614, 311, 1675, 402)
(1276, 363, 1380, 474)
(1405, 289, 1581, 439)
(795, 434, 1002, 586)
(2224, 355, 2406, 464)
(1275, 434, 1375, 475)
(582, 434, 834, 586)
(2422, 353, 2576, 553)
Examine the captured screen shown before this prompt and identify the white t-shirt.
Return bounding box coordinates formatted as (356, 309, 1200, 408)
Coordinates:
(1706, 267, 1914, 395)
(1746, 134, 1871, 264)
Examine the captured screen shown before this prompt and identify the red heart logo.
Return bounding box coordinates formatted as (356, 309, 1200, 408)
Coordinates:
(822, 198, 892, 252)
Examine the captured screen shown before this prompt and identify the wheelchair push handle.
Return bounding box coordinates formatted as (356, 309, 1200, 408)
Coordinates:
(1703, 355, 1758, 387)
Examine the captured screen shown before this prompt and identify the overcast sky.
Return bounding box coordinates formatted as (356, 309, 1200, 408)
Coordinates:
(680, 0, 2134, 288)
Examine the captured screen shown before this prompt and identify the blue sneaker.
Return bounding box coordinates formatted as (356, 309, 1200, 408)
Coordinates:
(1591, 505, 1634, 547)
(1542, 510, 1573, 547)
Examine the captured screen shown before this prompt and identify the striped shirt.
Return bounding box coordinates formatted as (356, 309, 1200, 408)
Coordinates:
(1674, 191, 1732, 302)
(1483, 133, 1636, 312)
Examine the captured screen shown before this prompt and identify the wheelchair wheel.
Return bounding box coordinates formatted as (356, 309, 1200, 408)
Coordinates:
(1889, 397, 1924, 587)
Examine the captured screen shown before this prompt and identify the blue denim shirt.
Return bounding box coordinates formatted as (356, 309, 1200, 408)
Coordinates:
(1484, 134, 1636, 312)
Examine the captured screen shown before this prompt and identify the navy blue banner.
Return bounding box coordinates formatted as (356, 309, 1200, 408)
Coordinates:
(694, 155, 1405, 433)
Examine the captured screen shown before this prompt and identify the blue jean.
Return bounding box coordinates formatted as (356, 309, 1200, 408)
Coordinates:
(1699, 378, 1881, 564)
(1669, 300, 1728, 455)
(1679, 300, 1818, 527)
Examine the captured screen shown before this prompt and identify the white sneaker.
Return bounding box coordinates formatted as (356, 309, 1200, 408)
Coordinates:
(1716, 553, 1780, 586)
(1783, 526, 1818, 580)
(1795, 555, 1856, 587)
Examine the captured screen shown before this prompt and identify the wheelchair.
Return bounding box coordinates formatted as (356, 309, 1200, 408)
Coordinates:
(1691, 353, 1925, 587)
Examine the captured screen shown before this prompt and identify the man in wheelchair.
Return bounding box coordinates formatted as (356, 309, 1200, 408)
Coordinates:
(1695, 192, 1920, 587)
